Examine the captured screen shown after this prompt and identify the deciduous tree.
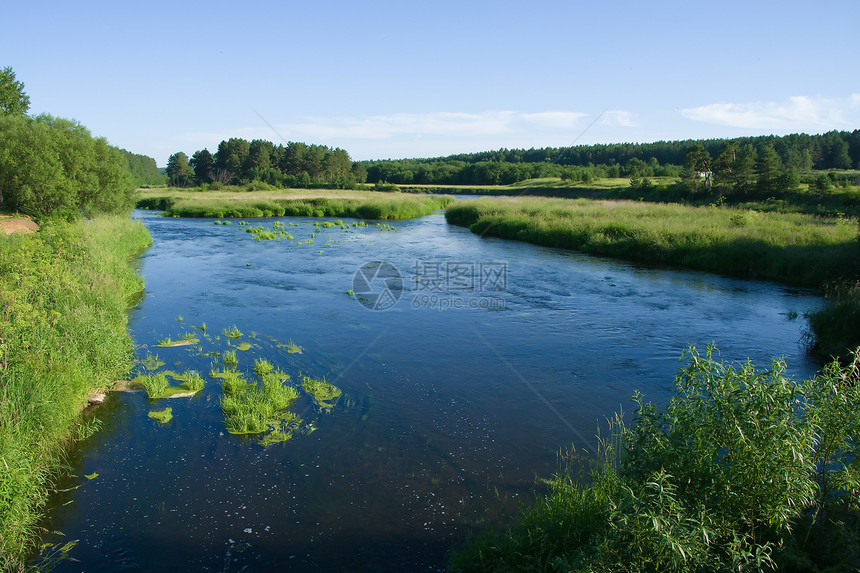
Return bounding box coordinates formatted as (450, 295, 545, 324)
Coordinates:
(0, 67, 30, 116)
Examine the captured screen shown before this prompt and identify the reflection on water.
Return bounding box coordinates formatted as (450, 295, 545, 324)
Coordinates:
(40, 210, 823, 571)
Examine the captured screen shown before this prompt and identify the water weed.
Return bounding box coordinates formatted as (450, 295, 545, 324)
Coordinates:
(136, 373, 170, 399)
(301, 376, 342, 409)
(155, 332, 199, 347)
(223, 325, 242, 339)
(141, 353, 165, 371)
(254, 358, 274, 377)
(222, 350, 238, 369)
(147, 408, 173, 424)
(277, 340, 303, 354)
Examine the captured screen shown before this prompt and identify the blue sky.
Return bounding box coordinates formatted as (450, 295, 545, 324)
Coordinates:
(3, 0, 859, 166)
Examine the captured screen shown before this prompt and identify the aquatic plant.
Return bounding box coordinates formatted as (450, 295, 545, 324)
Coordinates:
(220, 371, 302, 444)
(135, 370, 205, 399)
(137, 373, 170, 399)
(300, 376, 342, 409)
(147, 408, 173, 424)
(254, 358, 274, 377)
(141, 353, 165, 371)
(218, 370, 251, 396)
(178, 370, 205, 392)
(222, 350, 238, 369)
(278, 340, 302, 354)
(223, 324, 243, 338)
(155, 332, 199, 347)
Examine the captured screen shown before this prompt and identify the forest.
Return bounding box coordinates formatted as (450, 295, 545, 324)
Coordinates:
(360, 130, 860, 189)
(165, 139, 365, 189)
(163, 131, 860, 193)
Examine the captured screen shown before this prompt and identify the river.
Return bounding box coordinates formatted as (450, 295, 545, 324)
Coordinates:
(40, 209, 823, 571)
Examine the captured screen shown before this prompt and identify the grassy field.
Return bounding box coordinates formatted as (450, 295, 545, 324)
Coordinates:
(403, 176, 860, 218)
(446, 197, 859, 287)
(136, 188, 453, 219)
(0, 216, 151, 570)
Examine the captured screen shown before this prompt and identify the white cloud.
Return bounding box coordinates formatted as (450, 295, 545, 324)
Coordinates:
(681, 95, 860, 130)
(601, 110, 637, 127)
(281, 110, 597, 141)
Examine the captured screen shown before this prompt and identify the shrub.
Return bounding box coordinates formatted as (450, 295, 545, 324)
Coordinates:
(450, 347, 860, 572)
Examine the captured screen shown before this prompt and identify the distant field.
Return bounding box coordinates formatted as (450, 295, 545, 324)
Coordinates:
(446, 196, 860, 288)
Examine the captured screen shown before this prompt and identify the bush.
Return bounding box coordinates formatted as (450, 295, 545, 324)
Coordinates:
(450, 347, 860, 572)
(0, 114, 135, 220)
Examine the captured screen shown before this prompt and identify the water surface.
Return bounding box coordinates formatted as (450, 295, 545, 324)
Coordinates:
(42, 210, 823, 571)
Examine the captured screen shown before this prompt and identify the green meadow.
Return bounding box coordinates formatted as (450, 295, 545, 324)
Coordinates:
(446, 197, 859, 288)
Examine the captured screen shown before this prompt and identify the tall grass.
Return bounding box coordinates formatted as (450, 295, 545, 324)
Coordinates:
(158, 194, 453, 220)
(0, 215, 151, 569)
(446, 197, 859, 288)
(807, 281, 860, 359)
(450, 348, 860, 572)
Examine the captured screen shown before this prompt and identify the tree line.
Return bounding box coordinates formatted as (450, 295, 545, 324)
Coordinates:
(359, 130, 860, 187)
(166, 139, 366, 189)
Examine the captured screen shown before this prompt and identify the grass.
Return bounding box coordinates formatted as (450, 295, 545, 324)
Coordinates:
(223, 324, 242, 338)
(133, 370, 205, 399)
(806, 280, 860, 360)
(137, 188, 454, 220)
(147, 408, 173, 424)
(222, 350, 238, 369)
(220, 367, 301, 444)
(449, 347, 860, 572)
(155, 332, 199, 347)
(0, 215, 151, 570)
(446, 197, 860, 288)
(277, 340, 302, 354)
(300, 375, 342, 409)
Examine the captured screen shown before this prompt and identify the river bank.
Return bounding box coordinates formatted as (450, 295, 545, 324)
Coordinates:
(0, 215, 151, 570)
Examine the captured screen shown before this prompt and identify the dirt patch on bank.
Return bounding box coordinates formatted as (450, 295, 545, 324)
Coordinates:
(0, 213, 39, 234)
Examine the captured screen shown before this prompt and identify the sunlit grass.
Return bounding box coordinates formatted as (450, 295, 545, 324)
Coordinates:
(143, 189, 454, 220)
(446, 197, 859, 287)
(0, 215, 151, 568)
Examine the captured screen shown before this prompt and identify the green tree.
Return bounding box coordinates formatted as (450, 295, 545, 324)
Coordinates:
(755, 144, 783, 197)
(681, 144, 712, 192)
(0, 114, 134, 219)
(214, 138, 250, 182)
(166, 151, 194, 187)
(715, 142, 758, 197)
(190, 148, 215, 184)
(0, 67, 30, 116)
(242, 139, 274, 181)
